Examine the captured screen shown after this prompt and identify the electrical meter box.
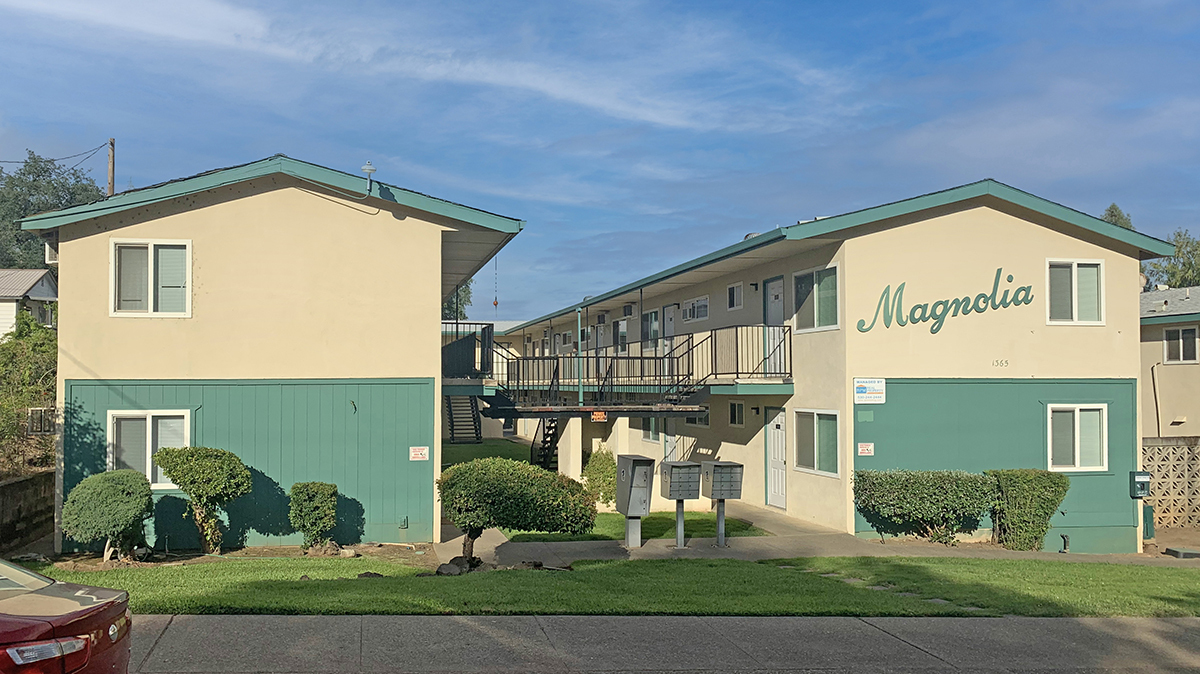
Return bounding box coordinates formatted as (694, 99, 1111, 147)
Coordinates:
(616, 454, 655, 516)
(1130, 471, 1152, 499)
(701, 460, 744, 500)
(661, 461, 701, 500)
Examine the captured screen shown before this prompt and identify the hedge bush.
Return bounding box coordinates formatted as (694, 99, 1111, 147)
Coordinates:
(987, 469, 1070, 551)
(61, 469, 153, 560)
(153, 447, 251, 553)
(438, 457, 596, 558)
(289, 481, 338, 548)
(582, 448, 617, 506)
(854, 469, 996, 545)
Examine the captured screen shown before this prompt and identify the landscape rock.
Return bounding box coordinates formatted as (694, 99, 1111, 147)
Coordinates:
(436, 563, 462, 576)
(448, 555, 473, 570)
(299, 575, 311, 580)
(339, 548, 360, 558)
(357, 571, 384, 578)
(9, 553, 49, 563)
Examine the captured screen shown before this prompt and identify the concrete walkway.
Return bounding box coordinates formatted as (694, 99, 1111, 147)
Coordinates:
(436, 501, 1200, 569)
(130, 614, 1200, 672)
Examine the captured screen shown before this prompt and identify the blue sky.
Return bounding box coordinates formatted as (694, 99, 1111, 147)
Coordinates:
(1, 0, 1198, 320)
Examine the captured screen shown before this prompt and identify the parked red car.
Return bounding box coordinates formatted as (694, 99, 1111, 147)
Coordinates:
(0, 559, 130, 674)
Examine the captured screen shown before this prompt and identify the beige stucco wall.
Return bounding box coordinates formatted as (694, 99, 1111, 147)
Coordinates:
(1140, 321, 1200, 438)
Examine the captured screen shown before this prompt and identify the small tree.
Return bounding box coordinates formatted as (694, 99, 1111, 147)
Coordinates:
(987, 469, 1070, 551)
(153, 447, 251, 553)
(441, 278, 474, 320)
(61, 470, 153, 561)
(1101, 203, 1133, 230)
(582, 448, 617, 506)
(1145, 228, 1200, 289)
(438, 457, 596, 559)
(289, 481, 338, 548)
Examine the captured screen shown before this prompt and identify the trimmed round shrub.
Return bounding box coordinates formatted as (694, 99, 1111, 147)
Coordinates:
(289, 481, 338, 548)
(582, 448, 616, 506)
(438, 457, 596, 558)
(61, 470, 153, 560)
(153, 447, 251, 553)
(986, 469, 1070, 551)
(854, 469, 996, 546)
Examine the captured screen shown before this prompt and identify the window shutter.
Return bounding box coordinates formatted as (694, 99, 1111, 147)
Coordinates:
(1076, 264, 1101, 321)
(154, 245, 188, 313)
(116, 246, 149, 311)
(816, 268, 838, 327)
(1048, 264, 1073, 321)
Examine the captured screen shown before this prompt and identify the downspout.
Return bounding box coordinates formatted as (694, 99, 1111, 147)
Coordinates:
(1151, 362, 1163, 438)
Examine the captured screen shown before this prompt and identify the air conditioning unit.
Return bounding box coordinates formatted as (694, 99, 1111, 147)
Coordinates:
(597, 313, 607, 324)
(623, 304, 635, 317)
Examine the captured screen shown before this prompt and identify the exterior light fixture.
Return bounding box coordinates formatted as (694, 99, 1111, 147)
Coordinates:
(361, 161, 377, 193)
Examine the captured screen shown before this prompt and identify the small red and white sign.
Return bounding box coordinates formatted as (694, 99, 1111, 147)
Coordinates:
(409, 446, 430, 461)
(857, 442, 875, 457)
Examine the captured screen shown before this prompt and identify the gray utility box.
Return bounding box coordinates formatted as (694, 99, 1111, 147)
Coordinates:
(1130, 471, 1152, 499)
(702, 461, 744, 500)
(661, 461, 701, 500)
(616, 454, 656, 517)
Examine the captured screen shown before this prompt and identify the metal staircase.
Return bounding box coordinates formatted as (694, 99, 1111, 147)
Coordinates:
(445, 395, 482, 444)
(530, 417, 561, 470)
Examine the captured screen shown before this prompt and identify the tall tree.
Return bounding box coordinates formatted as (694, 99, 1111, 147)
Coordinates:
(442, 278, 474, 320)
(0, 151, 103, 268)
(1102, 203, 1133, 230)
(1145, 229, 1200, 289)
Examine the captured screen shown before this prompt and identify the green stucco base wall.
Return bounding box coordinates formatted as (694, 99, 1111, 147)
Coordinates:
(63, 378, 436, 549)
(853, 378, 1139, 554)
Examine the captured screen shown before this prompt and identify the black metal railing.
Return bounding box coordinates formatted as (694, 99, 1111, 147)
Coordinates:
(441, 321, 495, 378)
(490, 324, 791, 406)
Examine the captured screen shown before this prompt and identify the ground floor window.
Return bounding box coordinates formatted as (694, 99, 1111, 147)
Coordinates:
(1048, 404, 1107, 471)
(684, 406, 709, 428)
(641, 417, 662, 443)
(795, 409, 838, 475)
(108, 410, 190, 488)
(729, 400, 745, 427)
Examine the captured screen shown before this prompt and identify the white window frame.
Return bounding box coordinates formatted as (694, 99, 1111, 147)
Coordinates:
(109, 238, 193, 318)
(729, 400, 746, 428)
(106, 409, 192, 489)
(726, 282, 744, 311)
(1046, 403, 1108, 472)
(1163, 326, 1200, 364)
(684, 405, 710, 428)
(1045, 258, 1105, 326)
(793, 408, 839, 477)
(792, 262, 840, 334)
(682, 295, 710, 323)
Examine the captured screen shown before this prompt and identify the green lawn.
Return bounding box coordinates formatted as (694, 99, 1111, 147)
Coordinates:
(504, 511, 769, 542)
(441, 438, 529, 467)
(21, 556, 1200, 616)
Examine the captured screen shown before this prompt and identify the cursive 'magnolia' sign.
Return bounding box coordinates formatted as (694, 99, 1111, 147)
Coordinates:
(856, 268, 1034, 335)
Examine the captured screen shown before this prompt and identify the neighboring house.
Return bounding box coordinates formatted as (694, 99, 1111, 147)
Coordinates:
(19, 155, 522, 550)
(0, 268, 57, 335)
(1140, 286, 1200, 437)
(463, 179, 1171, 553)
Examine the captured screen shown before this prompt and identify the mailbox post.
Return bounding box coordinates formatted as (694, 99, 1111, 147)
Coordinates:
(661, 461, 701, 548)
(616, 454, 655, 548)
(701, 460, 744, 547)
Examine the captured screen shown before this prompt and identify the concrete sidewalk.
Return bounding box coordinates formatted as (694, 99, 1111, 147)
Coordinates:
(130, 614, 1200, 673)
(436, 501, 1200, 569)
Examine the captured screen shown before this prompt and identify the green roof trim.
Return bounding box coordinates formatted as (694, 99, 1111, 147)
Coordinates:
(503, 179, 1173, 334)
(1141, 312, 1200, 326)
(19, 154, 524, 234)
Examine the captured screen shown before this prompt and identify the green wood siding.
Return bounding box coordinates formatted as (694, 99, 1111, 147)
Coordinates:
(63, 378, 436, 548)
(853, 378, 1138, 553)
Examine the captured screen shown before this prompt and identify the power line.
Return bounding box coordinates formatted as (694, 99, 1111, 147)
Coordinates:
(0, 142, 108, 165)
(67, 144, 105, 171)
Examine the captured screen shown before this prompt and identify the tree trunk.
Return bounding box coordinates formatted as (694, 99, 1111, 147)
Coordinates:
(462, 532, 476, 560)
(103, 538, 114, 562)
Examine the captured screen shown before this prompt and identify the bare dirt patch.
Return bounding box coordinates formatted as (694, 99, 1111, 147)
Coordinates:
(52, 541, 440, 572)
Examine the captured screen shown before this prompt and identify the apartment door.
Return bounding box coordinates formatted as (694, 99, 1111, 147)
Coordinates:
(764, 277, 786, 375)
(664, 418, 678, 461)
(766, 407, 787, 509)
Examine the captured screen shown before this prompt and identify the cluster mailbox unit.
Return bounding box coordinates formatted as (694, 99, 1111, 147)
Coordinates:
(661, 461, 701, 548)
(616, 454, 656, 548)
(702, 460, 744, 547)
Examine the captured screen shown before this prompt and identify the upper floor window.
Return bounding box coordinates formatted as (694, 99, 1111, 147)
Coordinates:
(682, 296, 709, 323)
(794, 265, 838, 331)
(727, 282, 743, 311)
(111, 239, 191, 317)
(1047, 260, 1102, 324)
(641, 310, 660, 348)
(1165, 327, 1198, 364)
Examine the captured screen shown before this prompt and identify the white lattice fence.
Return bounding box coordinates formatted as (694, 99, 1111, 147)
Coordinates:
(1142, 438, 1200, 529)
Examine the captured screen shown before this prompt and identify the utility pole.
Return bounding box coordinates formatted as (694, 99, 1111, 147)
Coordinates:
(106, 138, 115, 197)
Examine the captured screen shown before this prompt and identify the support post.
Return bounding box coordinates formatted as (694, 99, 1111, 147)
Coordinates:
(674, 499, 686, 549)
(624, 516, 642, 548)
(716, 499, 727, 547)
(576, 307, 583, 405)
(106, 138, 115, 197)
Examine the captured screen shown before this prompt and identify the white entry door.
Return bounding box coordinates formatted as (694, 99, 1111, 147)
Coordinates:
(764, 278, 786, 374)
(766, 407, 787, 508)
(664, 418, 679, 461)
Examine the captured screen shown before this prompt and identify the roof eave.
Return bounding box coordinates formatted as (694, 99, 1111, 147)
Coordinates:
(1141, 312, 1200, 326)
